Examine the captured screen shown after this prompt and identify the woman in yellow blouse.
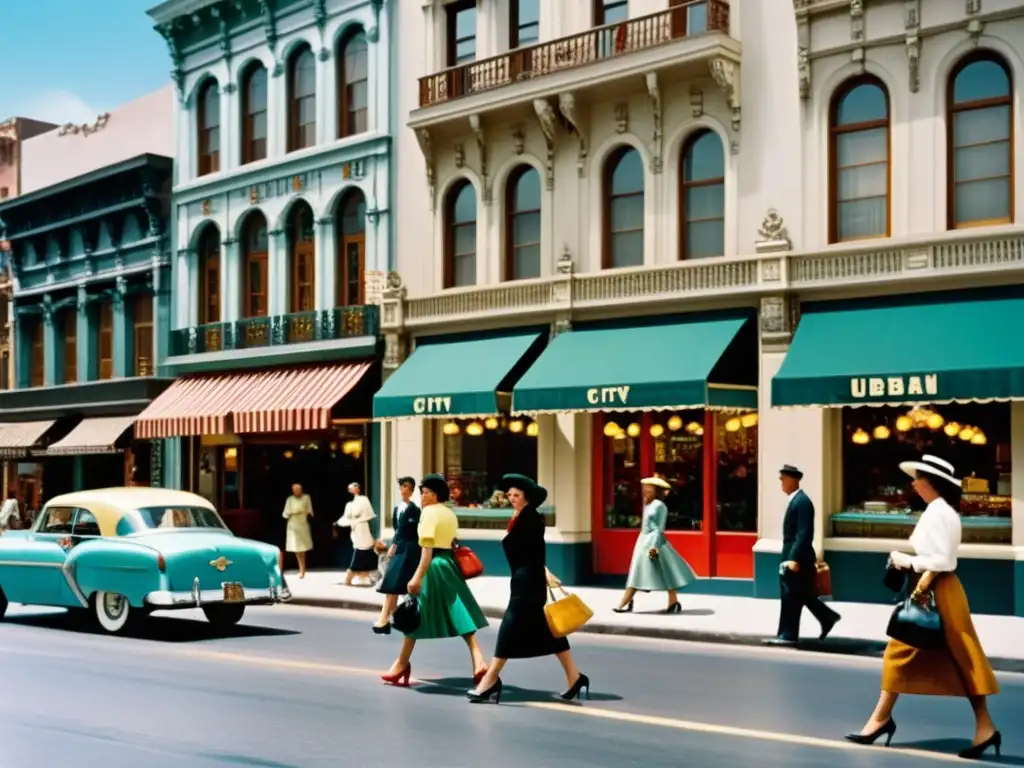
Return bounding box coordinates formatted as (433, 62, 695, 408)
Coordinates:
(381, 474, 489, 687)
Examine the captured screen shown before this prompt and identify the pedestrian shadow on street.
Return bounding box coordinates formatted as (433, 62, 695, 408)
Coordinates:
(6, 610, 300, 643)
(411, 676, 624, 704)
(898, 737, 1021, 764)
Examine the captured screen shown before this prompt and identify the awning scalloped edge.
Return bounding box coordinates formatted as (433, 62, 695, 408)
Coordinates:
(771, 395, 1024, 410)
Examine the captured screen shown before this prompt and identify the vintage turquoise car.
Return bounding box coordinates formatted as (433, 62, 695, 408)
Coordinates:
(0, 487, 290, 634)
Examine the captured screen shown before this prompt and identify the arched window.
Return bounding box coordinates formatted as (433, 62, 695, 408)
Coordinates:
(241, 62, 268, 164)
(948, 52, 1013, 229)
(603, 147, 644, 269)
(680, 130, 725, 259)
(444, 180, 477, 288)
(505, 166, 541, 280)
(289, 201, 316, 313)
(197, 225, 221, 324)
(336, 189, 366, 306)
(288, 46, 317, 152)
(829, 77, 890, 242)
(197, 79, 221, 176)
(241, 213, 269, 318)
(338, 29, 368, 138)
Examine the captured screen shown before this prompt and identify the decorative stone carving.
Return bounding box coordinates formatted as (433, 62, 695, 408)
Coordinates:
(385, 271, 405, 293)
(966, 0, 981, 13)
(760, 295, 800, 346)
(156, 23, 185, 103)
(557, 93, 587, 178)
(454, 143, 465, 169)
(259, 0, 283, 76)
(709, 59, 741, 132)
(533, 99, 558, 190)
(850, 0, 864, 42)
(469, 114, 490, 203)
(313, 0, 329, 59)
(690, 87, 704, 118)
(614, 103, 628, 134)
(415, 129, 435, 209)
(557, 244, 574, 276)
(798, 47, 810, 99)
(904, 0, 919, 27)
(368, 0, 383, 43)
(645, 73, 663, 174)
(906, 35, 920, 93)
(967, 17, 984, 42)
(512, 126, 525, 155)
(57, 113, 111, 137)
(40, 294, 54, 324)
(755, 209, 792, 253)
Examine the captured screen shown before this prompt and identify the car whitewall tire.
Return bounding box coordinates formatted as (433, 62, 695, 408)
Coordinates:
(94, 591, 133, 634)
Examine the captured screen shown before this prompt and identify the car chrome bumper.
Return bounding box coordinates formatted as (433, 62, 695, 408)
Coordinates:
(145, 577, 292, 608)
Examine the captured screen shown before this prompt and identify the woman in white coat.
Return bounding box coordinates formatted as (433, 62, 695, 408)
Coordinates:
(335, 482, 378, 586)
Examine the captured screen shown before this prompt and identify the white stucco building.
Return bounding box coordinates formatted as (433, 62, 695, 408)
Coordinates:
(137, 0, 393, 567)
(377, 0, 1024, 613)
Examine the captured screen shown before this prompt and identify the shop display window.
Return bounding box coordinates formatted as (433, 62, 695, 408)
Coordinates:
(837, 403, 1011, 543)
(600, 409, 758, 533)
(440, 416, 539, 511)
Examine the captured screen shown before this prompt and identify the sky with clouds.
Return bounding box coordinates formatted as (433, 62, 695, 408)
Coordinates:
(1, 0, 171, 125)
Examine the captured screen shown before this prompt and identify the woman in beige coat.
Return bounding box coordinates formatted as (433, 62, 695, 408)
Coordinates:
(283, 483, 314, 579)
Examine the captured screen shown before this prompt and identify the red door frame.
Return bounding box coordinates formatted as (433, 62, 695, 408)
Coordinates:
(590, 410, 755, 579)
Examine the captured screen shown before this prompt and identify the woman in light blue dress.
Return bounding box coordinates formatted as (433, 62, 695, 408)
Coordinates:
(613, 476, 697, 614)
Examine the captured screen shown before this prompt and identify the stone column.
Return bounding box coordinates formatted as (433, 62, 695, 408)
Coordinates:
(112, 277, 128, 378)
(268, 229, 288, 316)
(315, 216, 335, 310)
(220, 84, 236, 172)
(76, 286, 95, 382)
(153, 262, 171, 373)
(42, 301, 57, 387)
(222, 238, 240, 323)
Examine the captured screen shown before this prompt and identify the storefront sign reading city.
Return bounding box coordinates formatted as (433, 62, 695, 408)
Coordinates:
(586, 385, 631, 406)
(413, 396, 452, 414)
(849, 374, 938, 399)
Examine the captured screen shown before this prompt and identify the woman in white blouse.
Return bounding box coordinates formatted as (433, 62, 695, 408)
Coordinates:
(846, 455, 1000, 760)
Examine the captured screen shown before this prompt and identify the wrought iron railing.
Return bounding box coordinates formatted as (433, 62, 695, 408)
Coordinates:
(170, 306, 380, 356)
(418, 0, 730, 107)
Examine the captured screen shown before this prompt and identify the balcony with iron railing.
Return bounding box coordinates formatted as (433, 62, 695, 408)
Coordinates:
(381, 227, 1024, 334)
(170, 306, 380, 357)
(411, 0, 737, 127)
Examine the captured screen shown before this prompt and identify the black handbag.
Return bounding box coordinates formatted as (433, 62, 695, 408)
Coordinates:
(391, 595, 421, 634)
(883, 559, 907, 593)
(886, 590, 944, 650)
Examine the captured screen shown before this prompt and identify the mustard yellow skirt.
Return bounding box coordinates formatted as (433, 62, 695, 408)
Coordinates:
(882, 573, 999, 697)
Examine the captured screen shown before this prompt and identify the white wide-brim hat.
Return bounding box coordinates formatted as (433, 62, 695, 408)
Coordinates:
(899, 454, 961, 488)
(641, 476, 672, 490)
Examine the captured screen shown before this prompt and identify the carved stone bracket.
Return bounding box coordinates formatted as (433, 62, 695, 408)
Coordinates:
(533, 99, 558, 190)
(469, 114, 490, 203)
(760, 294, 801, 348)
(614, 103, 628, 134)
(755, 208, 792, 253)
(709, 59, 741, 132)
(368, 0, 383, 43)
(454, 144, 465, 169)
(557, 93, 587, 178)
(260, 0, 283, 76)
(797, 10, 811, 100)
(415, 129, 436, 210)
(313, 0, 330, 59)
(905, 34, 921, 93)
(644, 73, 663, 174)
(157, 23, 186, 104)
(690, 86, 703, 118)
(850, 0, 864, 41)
(966, 0, 981, 13)
(512, 125, 525, 155)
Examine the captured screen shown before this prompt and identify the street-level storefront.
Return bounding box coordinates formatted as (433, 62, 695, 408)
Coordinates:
(511, 312, 759, 584)
(769, 287, 1024, 616)
(379, 313, 760, 587)
(0, 379, 172, 522)
(135, 361, 378, 568)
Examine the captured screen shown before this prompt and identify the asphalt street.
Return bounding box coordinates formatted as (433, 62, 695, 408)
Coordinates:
(0, 602, 1020, 768)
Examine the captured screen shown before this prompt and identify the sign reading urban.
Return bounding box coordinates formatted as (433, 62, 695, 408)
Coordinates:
(586, 385, 631, 406)
(849, 374, 938, 399)
(413, 396, 452, 414)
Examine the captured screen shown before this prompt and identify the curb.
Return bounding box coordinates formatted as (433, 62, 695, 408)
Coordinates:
(285, 596, 1024, 674)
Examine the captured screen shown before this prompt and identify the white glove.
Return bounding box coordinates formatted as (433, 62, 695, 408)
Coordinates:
(889, 551, 913, 569)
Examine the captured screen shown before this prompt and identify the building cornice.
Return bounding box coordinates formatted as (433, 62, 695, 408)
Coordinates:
(147, 0, 220, 26)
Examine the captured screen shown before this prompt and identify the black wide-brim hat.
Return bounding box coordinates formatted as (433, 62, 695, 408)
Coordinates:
(779, 464, 803, 480)
(498, 473, 548, 507)
(419, 473, 450, 503)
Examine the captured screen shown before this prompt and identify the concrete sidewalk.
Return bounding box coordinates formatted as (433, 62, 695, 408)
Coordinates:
(284, 570, 1024, 673)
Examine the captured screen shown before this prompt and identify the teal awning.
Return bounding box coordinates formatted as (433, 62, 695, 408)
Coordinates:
(373, 332, 545, 419)
(511, 317, 757, 414)
(772, 292, 1024, 407)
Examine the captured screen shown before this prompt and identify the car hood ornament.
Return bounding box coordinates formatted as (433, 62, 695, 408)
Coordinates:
(209, 556, 233, 571)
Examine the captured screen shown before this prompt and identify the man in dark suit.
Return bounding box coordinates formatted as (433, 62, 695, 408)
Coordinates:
(764, 464, 841, 646)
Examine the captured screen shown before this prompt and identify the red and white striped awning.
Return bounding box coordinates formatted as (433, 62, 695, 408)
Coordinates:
(134, 362, 372, 439)
(233, 362, 372, 433)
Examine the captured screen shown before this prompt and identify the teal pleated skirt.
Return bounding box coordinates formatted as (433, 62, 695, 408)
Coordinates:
(406, 551, 488, 640)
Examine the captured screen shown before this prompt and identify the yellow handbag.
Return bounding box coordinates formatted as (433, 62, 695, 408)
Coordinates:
(543, 584, 594, 639)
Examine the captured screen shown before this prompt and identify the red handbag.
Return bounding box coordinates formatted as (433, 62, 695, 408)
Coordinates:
(453, 542, 484, 580)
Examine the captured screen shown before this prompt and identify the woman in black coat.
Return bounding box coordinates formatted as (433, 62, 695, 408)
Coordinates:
(373, 476, 421, 634)
(467, 473, 589, 704)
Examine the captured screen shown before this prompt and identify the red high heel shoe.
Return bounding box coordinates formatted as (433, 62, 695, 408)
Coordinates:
(473, 669, 487, 686)
(381, 664, 412, 687)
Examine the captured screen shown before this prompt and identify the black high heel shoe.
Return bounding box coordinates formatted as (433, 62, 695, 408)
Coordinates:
(612, 600, 633, 614)
(559, 673, 590, 702)
(844, 719, 896, 747)
(467, 679, 502, 704)
(664, 601, 681, 615)
(958, 731, 1001, 760)
(372, 623, 392, 635)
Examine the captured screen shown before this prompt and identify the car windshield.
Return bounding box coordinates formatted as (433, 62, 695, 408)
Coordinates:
(126, 506, 228, 532)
